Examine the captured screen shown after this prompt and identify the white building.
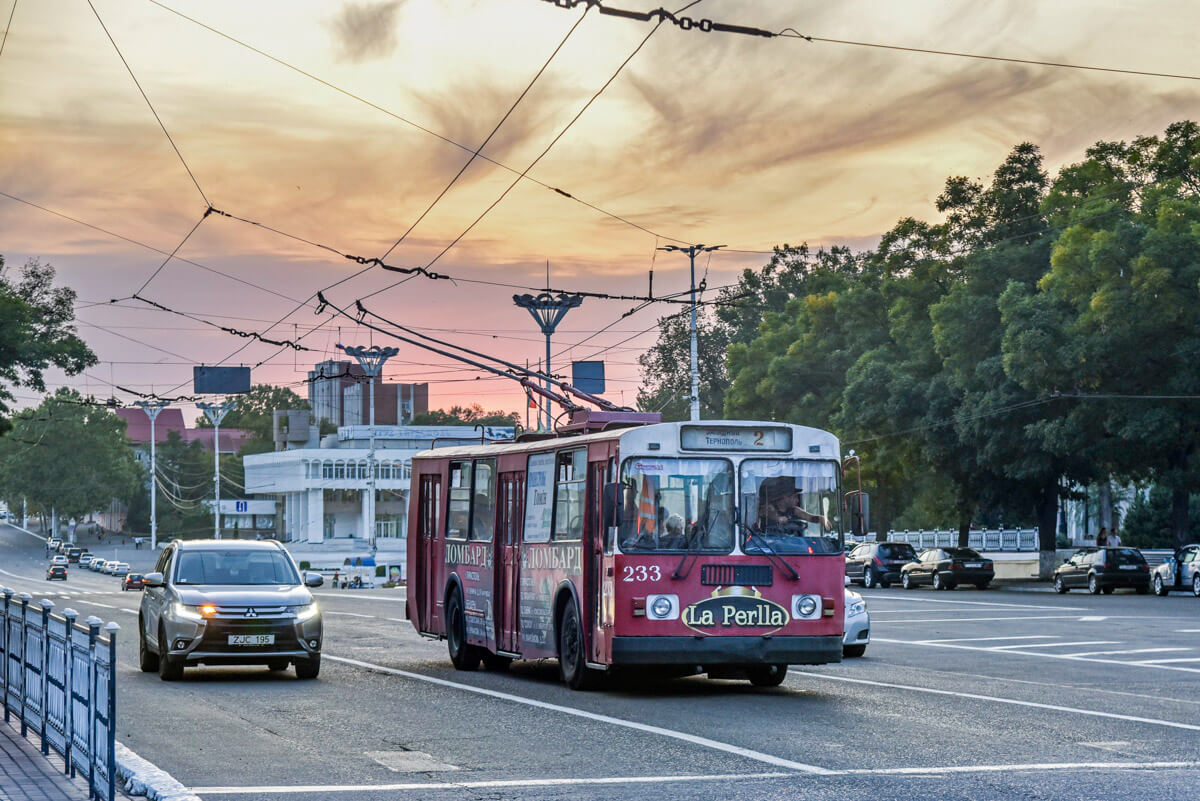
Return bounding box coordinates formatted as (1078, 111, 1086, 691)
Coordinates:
(243, 425, 514, 547)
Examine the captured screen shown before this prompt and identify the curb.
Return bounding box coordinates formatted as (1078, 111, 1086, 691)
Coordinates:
(116, 741, 200, 801)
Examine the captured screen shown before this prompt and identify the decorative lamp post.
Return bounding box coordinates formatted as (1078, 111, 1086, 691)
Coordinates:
(337, 344, 399, 552)
(513, 292, 583, 430)
(196, 399, 237, 539)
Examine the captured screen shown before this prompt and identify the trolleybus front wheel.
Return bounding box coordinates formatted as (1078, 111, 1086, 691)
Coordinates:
(558, 602, 600, 690)
(446, 589, 481, 671)
(747, 663, 788, 687)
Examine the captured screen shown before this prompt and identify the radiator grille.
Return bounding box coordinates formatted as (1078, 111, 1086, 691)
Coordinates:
(700, 564, 773, 587)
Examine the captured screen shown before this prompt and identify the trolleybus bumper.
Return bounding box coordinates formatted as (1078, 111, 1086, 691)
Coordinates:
(611, 635, 842, 666)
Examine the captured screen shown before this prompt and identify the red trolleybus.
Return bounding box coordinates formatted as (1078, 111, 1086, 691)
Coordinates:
(407, 419, 849, 689)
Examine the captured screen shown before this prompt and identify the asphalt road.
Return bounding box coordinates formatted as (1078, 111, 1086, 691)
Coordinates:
(3, 524, 1198, 800)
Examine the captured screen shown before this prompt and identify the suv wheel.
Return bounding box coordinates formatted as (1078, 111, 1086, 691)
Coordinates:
(138, 616, 159, 672)
(158, 625, 183, 681)
(902, 573, 914, 590)
(932, 572, 945, 591)
(862, 567, 877, 589)
(1054, 576, 1067, 594)
(1153, 575, 1168, 596)
(295, 656, 320, 679)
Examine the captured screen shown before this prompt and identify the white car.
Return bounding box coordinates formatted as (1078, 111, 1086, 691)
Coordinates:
(102, 561, 118, 574)
(111, 563, 130, 577)
(843, 588, 870, 658)
(51, 555, 69, 567)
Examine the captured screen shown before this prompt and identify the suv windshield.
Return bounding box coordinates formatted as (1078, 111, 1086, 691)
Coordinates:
(740, 460, 842, 555)
(618, 457, 735, 553)
(174, 550, 299, 585)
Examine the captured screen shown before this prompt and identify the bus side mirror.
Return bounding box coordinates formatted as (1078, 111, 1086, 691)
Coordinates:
(845, 491, 869, 537)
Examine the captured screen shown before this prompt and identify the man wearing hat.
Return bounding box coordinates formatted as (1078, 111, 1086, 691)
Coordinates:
(760, 476, 832, 531)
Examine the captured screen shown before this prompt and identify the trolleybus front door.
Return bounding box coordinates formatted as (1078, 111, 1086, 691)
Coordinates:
(587, 459, 611, 664)
(496, 472, 523, 654)
(417, 473, 441, 633)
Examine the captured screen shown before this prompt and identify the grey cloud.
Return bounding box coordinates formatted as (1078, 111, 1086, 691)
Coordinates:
(331, 1, 405, 64)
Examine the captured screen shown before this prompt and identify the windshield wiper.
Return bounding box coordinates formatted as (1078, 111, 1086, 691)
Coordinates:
(671, 519, 711, 580)
(744, 527, 800, 581)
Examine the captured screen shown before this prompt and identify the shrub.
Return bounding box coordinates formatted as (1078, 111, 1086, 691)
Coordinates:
(375, 565, 385, 577)
(299, 560, 310, 570)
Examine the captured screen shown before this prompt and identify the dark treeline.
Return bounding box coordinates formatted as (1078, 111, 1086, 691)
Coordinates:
(639, 121, 1200, 557)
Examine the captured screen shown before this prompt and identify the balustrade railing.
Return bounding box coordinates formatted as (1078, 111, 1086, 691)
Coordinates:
(1, 588, 117, 801)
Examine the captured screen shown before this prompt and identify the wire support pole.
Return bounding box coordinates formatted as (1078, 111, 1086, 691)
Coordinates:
(337, 344, 398, 553)
(658, 244, 722, 421)
(196, 400, 236, 539)
(134, 400, 169, 549)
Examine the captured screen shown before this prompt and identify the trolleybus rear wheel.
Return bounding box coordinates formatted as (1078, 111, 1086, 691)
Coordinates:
(446, 589, 481, 671)
(558, 602, 599, 690)
(747, 663, 788, 687)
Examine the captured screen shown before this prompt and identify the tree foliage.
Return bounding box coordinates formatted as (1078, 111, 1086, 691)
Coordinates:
(194, 384, 310, 442)
(410, 404, 519, 427)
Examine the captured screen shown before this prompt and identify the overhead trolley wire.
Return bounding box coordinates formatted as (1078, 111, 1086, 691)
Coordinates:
(86, 0, 211, 208)
(0, 0, 18, 61)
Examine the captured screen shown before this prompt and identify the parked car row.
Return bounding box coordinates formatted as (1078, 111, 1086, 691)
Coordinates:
(848, 540, 1200, 598)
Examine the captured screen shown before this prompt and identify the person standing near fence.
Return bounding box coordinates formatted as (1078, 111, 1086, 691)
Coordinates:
(1097, 527, 1108, 546)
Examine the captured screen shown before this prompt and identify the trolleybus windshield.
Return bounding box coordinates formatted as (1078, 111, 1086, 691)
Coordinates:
(618, 457, 735, 554)
(740, 459, 842, 554)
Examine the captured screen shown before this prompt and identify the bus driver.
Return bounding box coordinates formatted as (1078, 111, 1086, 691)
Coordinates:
(761, 476, 831, 532)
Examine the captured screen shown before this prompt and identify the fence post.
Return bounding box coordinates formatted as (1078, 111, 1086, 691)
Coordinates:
(39, 599, 52, 755)
(104, 622, 119, 801)
(62, 608, 77, 776)
(86, 616, 100, 799)
(17, 592, 30, 736)
(2, 587, 10, 723)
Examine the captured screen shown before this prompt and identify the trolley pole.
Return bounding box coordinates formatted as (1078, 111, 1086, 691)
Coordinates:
(134, 400, 169, 550)
(657, 244, 723, 421)
(514, 293, 583, 430)
(197, 399, 237, 539)
(338, 344, 399, 553)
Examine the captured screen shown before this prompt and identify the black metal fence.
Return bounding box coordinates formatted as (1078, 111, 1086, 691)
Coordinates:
(1, 588, 117, 801)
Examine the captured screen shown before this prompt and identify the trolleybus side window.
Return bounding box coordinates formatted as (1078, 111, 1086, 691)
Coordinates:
(470, 459, 497, 542)
(617, 457, 734, 553)
(523, 451, 555, 543)
(553, 449, 586, 541)
(740, 459, 842, 555)
(447, 461, 471, 539)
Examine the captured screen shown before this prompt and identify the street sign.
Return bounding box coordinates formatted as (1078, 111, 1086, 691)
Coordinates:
(193, 366, 251, 394)
(572, 361, 605, 394)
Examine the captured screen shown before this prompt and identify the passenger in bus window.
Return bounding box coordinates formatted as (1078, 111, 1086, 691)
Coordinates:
(659, 514, 687, 549)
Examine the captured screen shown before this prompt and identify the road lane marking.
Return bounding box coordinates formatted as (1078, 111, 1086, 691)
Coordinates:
(858, 594, 1084, 610)
(990, 641, 1118, 650)
(1133, 657, 1200, 665)
(788, 670, 1200, 732)
(326, 655, 832, 774)
(189, 761, 1200, 795)
(920, 635, 1058, 644)
(313, 592, 405, 602)
(873, 638, 1200, 674)
(871, 614, 1086, 624)
(323, 611, 374, 618)
(1177, 629, 1200, 633)
(1068, 648, 1190, 658)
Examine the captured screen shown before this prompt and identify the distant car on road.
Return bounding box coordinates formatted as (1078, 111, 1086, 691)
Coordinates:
(47, 539, 62, 552)
(138, 539, 324, 681)
(91, 559, 106, 572)
(67, 547, 83, 563)
(843, 589, 869, 657)
(112, 563, 130, 577)
(1151, 544, 1200, 597)
(78, 554, 94, 568)
(46, 565, 67, 581)
(1054, 547, 1151, 594)
(901, 547, 995, 590)
(123, 573, 144, 591)
(51, 555, 69, 567)
(845, 541, 919, 588)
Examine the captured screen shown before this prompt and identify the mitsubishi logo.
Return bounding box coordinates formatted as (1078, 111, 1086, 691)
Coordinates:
(243, 608, 258, 618)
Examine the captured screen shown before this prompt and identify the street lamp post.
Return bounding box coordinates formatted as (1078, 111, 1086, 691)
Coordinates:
(338, 344, 399, 552)
(657, 244, 724, 421)
(513, 292, 583, 430)
(196, 399, 237, 539)
(134, 400, 169, 550)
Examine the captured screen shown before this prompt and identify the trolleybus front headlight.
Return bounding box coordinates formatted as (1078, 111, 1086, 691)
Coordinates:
(791, 594, 821, 620)
(647, 594, 679, 621)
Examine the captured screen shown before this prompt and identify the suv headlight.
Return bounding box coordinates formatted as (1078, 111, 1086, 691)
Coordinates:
(294, 602, 320, 622)
(172, 603, 205, 622)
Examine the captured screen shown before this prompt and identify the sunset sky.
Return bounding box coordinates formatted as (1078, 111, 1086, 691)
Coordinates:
(2, 0, 1199, 423)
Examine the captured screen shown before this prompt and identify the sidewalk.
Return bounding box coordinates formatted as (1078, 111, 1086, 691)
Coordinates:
(0, 717, 106, 801)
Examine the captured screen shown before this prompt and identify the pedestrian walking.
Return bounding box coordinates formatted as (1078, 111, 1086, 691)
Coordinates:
(333, 570, 339, 589)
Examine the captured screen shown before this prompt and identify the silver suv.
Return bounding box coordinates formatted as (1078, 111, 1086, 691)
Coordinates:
(138, 540, 323, 680)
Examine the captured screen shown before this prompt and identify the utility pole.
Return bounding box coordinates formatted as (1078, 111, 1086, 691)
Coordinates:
(514, 293, 583, 430)
(657, 244, 724, 421)
(196, 399, 237, 539)
(135, 399, 169, 550)
(338, 344, 399, 553)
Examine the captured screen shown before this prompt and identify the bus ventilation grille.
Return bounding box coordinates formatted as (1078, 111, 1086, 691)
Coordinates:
(700, 564, 773, 587)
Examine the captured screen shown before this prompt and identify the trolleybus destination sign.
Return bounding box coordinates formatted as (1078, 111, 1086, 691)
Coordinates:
(680, 425, 793, 452)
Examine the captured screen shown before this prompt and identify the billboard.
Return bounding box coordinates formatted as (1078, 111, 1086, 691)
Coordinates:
(193, 366, 250, 394)
(571, 360, 605, 394)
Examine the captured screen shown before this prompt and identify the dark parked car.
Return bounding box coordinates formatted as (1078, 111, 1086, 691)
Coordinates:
(46, 565, 67, 581)
(1054, 547, 1150, 594)
(901, 547, 995, 590)
(123, 573, 144, 591)
(67, 547, 83, 563)
(846, 542, 919, 588)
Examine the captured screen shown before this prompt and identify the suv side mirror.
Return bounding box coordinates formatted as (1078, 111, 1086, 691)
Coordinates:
(304, 572, 324, 588)
(143, 572, 164, 587)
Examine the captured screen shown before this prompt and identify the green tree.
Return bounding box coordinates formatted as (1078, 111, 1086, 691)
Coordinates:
(0, 257, 95, 432)
(410, 404, 518, 427)
(194, 384, 310, 442)
(0, 389, 141, 522)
